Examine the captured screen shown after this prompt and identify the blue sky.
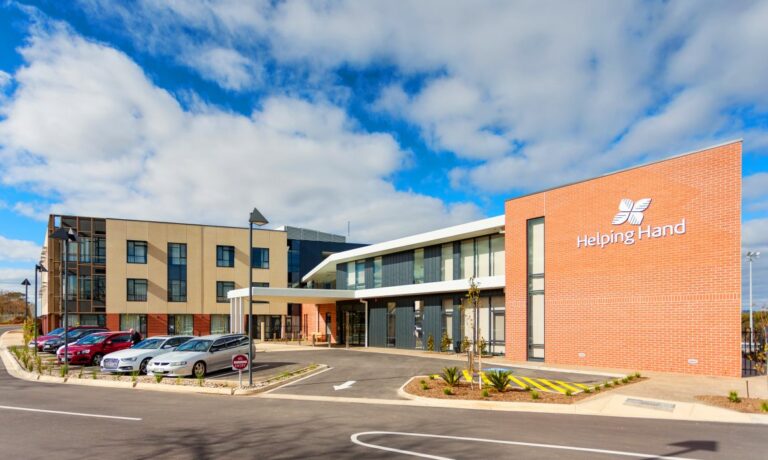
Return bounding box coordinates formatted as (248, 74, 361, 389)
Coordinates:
(0, 1, 767, 307)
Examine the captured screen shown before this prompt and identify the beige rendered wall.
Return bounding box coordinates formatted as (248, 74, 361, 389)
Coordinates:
(106, 220, 287, 317)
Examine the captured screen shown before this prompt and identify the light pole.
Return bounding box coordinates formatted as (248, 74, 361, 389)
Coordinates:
(34, 263, 47, 356)
(21, 279, 31, 321)
(52, 227, 78, 368)
(248, 207, 268, 386)
(746, 251, 760, 343)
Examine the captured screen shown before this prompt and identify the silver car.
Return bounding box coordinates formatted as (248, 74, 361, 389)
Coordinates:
(101, 335, 194, 374)
(146, 334, 253, 377)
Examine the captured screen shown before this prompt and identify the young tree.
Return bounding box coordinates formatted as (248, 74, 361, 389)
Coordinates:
(463, 277, 481, 384)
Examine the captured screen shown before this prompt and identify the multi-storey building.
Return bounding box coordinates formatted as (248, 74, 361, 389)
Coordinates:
(39, 216, 363, 340)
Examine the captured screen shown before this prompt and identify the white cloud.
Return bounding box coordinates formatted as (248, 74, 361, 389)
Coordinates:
(180, 46, 261, 91)
(0, 27, 481, 243)
(0, 268, 34, 293)
(0, 70, 10, 88)
(0, 235, 41, 263)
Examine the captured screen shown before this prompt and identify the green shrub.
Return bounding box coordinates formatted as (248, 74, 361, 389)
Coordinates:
(440, 332, 451, 352)
(531, 390, 540, 400)
(613, 379, 621, 386)
(77, 368, 84, 379)
(91, 370, 97, 380)
(594, 385, 601, 392)
(420, 379, 426, 384)
(485, 369, 511, 393)
(176, 376, 182, 385)
(627, 374, 635, 381)
(584, 387, 593, 394)
(482, 389, 490, 398)
(621, 377, 629, 384)
(60, 365, 68, 378)
(460, 336, 470, 353)
(761, 401, 768, 413)
(440, 366, 461, 388)
(131, 370, 139, 383)
(634, 372, 641, 378)
(478, 337, 487, 355)
(443, 387, 452, 395)
(605, 381, 613, 388)
(420, 382, 428, 391)
(426, 334, 434, 352)
(565, 389, 573, 396)
(728, 391, 741, 403)
(429, 374, 435, 380)
(154, 373, 163, 383)
(196, 373, 204, 387)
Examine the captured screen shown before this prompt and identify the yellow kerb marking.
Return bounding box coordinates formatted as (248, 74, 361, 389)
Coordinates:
(521, 377, 549, 392)
(555, 381, 580, 392)
(538, 378, 567, 394)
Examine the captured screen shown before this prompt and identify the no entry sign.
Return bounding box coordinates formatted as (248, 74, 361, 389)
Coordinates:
(232, 354, 249, 371)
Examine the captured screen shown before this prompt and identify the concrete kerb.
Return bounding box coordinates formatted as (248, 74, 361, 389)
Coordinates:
(0, 330, 327, 397)
(397, 375, 768, 425)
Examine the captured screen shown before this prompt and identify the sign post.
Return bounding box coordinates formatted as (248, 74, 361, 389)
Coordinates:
(232, 354, 249, 388)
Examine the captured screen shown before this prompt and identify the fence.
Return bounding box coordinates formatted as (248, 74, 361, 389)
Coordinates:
(742, 328, 767, 377)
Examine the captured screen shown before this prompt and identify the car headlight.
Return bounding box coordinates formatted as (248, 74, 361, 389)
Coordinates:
(78, 349, 90, 354)
(170, 361, 187, 366)
(121, 357, 137, 362)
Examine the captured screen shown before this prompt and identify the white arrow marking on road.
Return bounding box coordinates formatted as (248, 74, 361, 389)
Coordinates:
(333, 380, 356, 391)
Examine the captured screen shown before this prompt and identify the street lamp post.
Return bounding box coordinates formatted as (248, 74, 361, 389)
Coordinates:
(746, 251, 760, 343)
(21, 279, 31, 321)
(248, 208, 269, 387)
(34, 264, 47, 355)
(52, 227, 78, 368)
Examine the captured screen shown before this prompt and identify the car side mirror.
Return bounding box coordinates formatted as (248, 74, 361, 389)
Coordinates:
(106, 341, 112, 345)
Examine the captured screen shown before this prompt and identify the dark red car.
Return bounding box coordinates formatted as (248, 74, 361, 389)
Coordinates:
(30, 325, 105, 352)
(57, 331, 133, 366)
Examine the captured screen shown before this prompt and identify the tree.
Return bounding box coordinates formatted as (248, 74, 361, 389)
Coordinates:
(462, 277, 481, 384)
(0, 290, 27, 321)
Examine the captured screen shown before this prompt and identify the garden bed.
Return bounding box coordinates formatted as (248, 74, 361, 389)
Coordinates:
(694, 395, 768, 414)
(405, 374, 646, 404)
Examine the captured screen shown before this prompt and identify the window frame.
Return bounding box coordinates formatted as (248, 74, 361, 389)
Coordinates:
(127, 240, 148, 264)
(127, 279, 148, 302)
(216, 245, 235, 268)
(251, 247, 270, 269)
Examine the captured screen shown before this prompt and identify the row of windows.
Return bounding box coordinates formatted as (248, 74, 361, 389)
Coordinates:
(126, 242, 269, 269)
(125, 279, 263, 303)
(344, 234, 504, 289)
(65, 237, 107, 264)
(119, 314, 230, 336)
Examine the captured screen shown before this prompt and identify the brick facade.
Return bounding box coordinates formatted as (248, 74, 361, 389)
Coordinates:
(147, 314, 168, 336)
(106, 313, 120, 332)
(505, 141, 742, 376)
(193, 314, 211, 336)
(302, 303, 337, 344)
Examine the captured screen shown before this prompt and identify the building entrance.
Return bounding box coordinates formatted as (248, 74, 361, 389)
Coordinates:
(337, 302, 366, 346)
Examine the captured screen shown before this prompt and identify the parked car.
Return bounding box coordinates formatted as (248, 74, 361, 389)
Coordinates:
(41, 326, 108, 353)
(57, 331, 133, 366)
(147, 334, 253, 377)
(101, 335, 194, 374)
(28, 327, 66, 351)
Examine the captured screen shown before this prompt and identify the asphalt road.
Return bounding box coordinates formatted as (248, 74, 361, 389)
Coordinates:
(1, 327, 766, 459)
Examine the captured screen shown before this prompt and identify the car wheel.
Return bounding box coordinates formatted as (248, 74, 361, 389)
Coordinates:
(91, 353, 103, 367)
(192, 361, 206, 377)
(139, 358, 150, 375)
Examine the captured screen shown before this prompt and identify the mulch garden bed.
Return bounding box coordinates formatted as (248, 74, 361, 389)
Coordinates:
(405, 376, 646, 404)
(695, 395, 768, 414)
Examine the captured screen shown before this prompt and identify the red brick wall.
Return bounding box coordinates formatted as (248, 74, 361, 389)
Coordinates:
(505, 141, 742, 377)
(193, 314, 211, 336)
(106, 313, 120, 332)
(147, 314, 168, 337)
(302, 303, 337, 343)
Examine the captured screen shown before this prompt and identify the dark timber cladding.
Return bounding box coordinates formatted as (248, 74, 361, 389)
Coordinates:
(382, 251, 414, 287)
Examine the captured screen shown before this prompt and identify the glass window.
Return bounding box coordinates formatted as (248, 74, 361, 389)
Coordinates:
(168, 280, 187, 302)
(527, 217, 545, 360)
(120, 314, 147, 336)
(78, 276, 92, 300)
(476, 236, 490, 277)
(491, 234, 505, 276)
(211, 315, 231, 334)
(414, 301, 423, 349)
(387, 302, 396, 347)
(414, 248, 424, 284)
(217, 245, 235, 267)
(94, 237, 106, 264)
(478, 296, 490, 342)
(373, 257, 382, 288)
(347, 261, 355, 288)
(461, 239, 474, 279)
(442, 299, 454, 344)
(216, 281, 235, 303)
(93, 275, 106, 303)
(127, 241, 148, 264)
(528, 219, 544, 275)
(441, 243, 454, 281)
(127, 279, 148, 301)
(168, 243, 187, 266)
(79, 237, 92, 263)
(355, 260, 366, 289)
(168, 314, 193, 335)
(66, 272, 77, 300)
(251, 248, 269, 269)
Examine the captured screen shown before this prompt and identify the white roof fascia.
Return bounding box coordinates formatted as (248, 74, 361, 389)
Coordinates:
(302, 215, 505, 283)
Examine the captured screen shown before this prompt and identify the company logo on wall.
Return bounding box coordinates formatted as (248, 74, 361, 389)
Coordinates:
(577, 197, 686, 249)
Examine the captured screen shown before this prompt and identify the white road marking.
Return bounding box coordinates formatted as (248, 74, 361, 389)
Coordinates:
(0, 405, 142, 421)
(350, 431, 703, 460)
(263, 366, 333, 394)
(333, 380, 356, 391)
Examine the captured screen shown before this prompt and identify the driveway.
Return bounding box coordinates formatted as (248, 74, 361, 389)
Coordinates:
(264, 348, 609, 399)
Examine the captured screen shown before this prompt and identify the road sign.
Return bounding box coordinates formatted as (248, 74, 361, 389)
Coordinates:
(232, 354, 249, 371)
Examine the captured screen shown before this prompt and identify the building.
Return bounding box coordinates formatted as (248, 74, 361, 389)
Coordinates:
(39, 217, 363, 340)
(228, 140, 742, 376)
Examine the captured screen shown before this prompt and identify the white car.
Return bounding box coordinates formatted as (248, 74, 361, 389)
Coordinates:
(101, 335, 194, 374)
(146, 334, 253, 377)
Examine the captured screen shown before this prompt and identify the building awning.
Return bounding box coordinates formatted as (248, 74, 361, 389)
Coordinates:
(227, 287, 356, 304)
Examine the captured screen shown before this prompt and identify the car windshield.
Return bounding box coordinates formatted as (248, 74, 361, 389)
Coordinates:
(133, 338, 164, 350)
(66, 329, 88, 338)
(48, 327, 65, 336)
(77, 334, 107, 345)
(175, 339, 212, 352)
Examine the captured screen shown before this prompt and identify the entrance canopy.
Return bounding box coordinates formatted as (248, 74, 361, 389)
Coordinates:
(227, 287, 356, 304)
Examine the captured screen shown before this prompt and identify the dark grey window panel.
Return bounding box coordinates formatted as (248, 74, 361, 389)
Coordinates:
(382, 251, 414, 287)
(424, 245, 442, 283)
(336, 263, 348, 290)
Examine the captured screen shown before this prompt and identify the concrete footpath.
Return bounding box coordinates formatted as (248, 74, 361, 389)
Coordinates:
(5, 330, 768, 424)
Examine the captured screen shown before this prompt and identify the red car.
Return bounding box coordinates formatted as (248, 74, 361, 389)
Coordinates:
(30, 325, 105, 352)
(57, 331, 133, 366)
